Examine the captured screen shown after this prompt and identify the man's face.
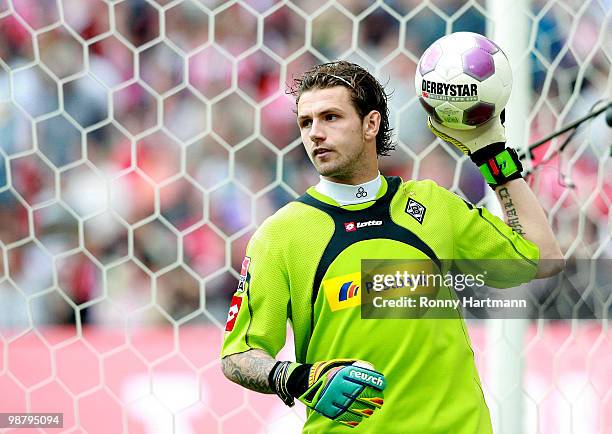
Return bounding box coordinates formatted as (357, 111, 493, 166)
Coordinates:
(297, 86, 376, 182)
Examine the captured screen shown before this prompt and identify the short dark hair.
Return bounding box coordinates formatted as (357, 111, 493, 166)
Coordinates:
(289, 61, 395, 156)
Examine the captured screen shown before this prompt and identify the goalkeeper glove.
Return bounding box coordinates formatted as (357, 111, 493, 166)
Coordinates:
(269, 359, 385, 428)
(427, 114, 523, 189)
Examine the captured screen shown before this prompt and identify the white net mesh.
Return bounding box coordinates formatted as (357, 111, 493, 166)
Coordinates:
(0, 0, 610, 433)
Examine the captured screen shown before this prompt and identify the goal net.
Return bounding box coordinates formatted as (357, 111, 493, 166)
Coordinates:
(0, 0, 610, 433)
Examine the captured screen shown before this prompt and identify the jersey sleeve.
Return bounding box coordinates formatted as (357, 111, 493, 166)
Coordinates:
(436, 184, 540, 288)
(220, 220, 290, 359)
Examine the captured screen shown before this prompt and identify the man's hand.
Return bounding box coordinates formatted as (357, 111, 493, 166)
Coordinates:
(427, 115, 506, 155)
(270, 359, 385, 428)
(428, 114, 523, 189)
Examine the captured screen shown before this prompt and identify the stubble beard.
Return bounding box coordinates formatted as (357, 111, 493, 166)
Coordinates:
(313, 146, 367, 181)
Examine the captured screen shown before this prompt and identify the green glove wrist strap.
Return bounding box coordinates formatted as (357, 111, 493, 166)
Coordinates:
(473, 145, 523, 189)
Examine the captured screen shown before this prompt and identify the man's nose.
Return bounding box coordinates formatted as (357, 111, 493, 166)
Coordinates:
(309, 120, 325, 142)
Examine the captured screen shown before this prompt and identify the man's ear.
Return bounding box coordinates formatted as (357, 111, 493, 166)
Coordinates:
(363, 110, 381, 141)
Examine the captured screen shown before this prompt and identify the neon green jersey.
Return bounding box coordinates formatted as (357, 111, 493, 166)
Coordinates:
(221, 176, 539, 434)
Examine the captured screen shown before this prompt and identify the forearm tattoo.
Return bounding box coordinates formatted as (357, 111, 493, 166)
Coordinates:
(221, 349, 277, 394)
(497, 187, 526, 235)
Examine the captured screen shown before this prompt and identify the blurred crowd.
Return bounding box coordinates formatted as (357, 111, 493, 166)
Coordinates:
(0, 0, 610, 328)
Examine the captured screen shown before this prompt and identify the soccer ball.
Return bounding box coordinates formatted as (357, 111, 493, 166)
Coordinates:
(415, 32, 512, 130)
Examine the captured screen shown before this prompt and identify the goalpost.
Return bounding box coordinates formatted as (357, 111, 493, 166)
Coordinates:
(0, 0, 610, 433)
(485, 1, 531, 433)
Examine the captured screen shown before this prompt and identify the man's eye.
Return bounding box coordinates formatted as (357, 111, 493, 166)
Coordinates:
(301, 120, 312, 128)
(325, 114, 338, 121)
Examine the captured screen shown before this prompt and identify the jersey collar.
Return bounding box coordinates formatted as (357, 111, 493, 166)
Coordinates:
(314, 173, 382, 206)
(306, 175, 388, 209)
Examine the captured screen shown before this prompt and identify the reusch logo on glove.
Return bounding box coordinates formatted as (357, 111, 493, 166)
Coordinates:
(349, 369, 385, 388)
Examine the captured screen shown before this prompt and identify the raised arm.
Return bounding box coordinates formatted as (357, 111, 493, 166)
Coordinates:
(427, 115, 564, 278)
(495, 179, 563, 277)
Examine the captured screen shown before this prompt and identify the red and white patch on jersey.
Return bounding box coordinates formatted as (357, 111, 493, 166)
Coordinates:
(225, 296, 243, 331)
(240, 256, 251, 277)
(344, 222, 356, 232)
(237, 256, 251, 293)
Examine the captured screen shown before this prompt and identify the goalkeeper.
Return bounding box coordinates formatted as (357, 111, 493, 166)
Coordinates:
(221, 61, 563, 433)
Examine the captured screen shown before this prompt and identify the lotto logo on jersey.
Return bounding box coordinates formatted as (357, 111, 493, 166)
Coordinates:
(344, 222, 357, 232)
(344, 220, 383, 232)
(237, 256, 251, 293)
(323, 272, 362, 311)
(225, 296, 242, 331)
